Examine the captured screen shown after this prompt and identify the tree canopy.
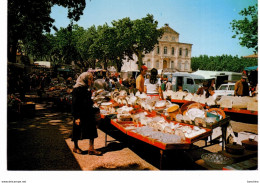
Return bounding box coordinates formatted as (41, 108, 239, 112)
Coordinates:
(230, 3, 258, 53)
(22, 14, 163, 72)
(191, 54, 258, 72)
(8, 0, 86, 62)
(112, 14, 164, 70)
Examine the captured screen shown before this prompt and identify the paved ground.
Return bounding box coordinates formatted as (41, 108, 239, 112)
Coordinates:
(6, 99, 258, 171)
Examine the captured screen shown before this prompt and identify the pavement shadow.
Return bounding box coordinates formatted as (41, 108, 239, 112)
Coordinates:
(7, 102, 81, 170)
(96, 142, 127, 155)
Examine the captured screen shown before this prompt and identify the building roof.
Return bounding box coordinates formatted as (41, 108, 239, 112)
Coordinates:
(161, 23, 179, 35)
(243, 54, 258, 58)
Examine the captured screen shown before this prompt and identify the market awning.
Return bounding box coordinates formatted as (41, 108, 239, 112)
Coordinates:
(34, 61, 51, 68)
(57, 68, 71, 72)
(244, 66, 258, 71)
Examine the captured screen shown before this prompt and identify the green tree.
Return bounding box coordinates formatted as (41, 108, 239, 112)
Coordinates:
(8, 0, 86, 62)
(112, 14, 163, 70)
(23, 33, 54, 62)
(191, 55, 258, 72)
(230, 3, 258, 53)
(112, 17, 134, 72)
(90, 24, 123, 70)
(52, 25, 90, 69)
(131, 14, 164, 70)
(76, 25, 98, 69)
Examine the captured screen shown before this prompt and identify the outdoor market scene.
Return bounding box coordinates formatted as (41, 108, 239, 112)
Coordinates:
(4, 0, 259, 178)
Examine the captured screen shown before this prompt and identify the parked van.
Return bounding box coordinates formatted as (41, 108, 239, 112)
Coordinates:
(214, 83, 235, 96)
(165, 72, 206, 93)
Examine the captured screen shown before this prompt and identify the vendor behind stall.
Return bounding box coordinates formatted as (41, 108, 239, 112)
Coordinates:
(136, 65, 147, 93)
(234, 75, 249, 96)
(196, 81, 210, 98)
(93, 75, 109, 91)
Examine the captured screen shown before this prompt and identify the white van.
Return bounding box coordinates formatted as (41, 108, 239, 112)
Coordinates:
(164, 72, 206, 93)
(214, 83, 235, 96)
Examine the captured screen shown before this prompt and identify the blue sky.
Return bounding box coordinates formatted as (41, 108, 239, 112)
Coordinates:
(50, 0, 257, 57)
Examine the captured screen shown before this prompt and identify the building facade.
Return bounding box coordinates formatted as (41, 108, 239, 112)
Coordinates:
(121, 24, 193, 73)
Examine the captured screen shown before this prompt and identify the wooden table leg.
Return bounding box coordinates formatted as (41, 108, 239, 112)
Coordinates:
(105, 133, 108, 147)
(221, 126, 227, 151)
(160, 150, 164, 170)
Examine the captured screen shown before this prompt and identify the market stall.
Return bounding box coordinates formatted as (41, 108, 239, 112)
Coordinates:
(95, 90, 232, 169)
(166, 90, 258, 117)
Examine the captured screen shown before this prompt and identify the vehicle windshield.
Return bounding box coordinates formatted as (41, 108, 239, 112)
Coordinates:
(194, 79, 204, 84)
(219, 85, 228, 90)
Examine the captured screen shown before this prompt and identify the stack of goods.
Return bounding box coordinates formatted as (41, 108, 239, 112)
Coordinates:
(131, 112, 207, 143)
(174, 102, 225, 128)
(218, 96, 258, 111)
(116, 106, 134, 121)
(163, 91, 216, 106)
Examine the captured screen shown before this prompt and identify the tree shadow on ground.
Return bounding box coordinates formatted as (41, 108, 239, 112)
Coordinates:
(7, 102, 81, 170)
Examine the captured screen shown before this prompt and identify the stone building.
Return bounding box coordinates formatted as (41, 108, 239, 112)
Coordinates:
(121, 24, 193, 73)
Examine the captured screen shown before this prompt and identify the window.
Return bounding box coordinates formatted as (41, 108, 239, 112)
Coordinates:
(171, 47, 174, 55)
(184, 61, 189, 70)
(194, 79, 204, 84)
(229, 85, 235, 90)
(187, 78, 194, 85)
(171, 61, 174, 69)
(172, 36, 175, 41)
(157, 46, 160, 54)
(156, 60, 159, 68)
(219, 85, 228, 90)
(147, 60, 151, 69)
(179, 48, 182, 56)
(185, 48, 188, 56)
(164, 46, 167, 54)
(178, 61, 182, 70)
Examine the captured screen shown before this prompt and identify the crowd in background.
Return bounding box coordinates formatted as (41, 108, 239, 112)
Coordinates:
(7, 65, 257, 121)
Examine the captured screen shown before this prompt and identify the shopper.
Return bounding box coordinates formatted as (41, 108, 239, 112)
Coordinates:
(144, 68, 164, 100)
(234, 76, 249, 96)
(166, 80, 172, 91)
(93, 75, 108, 90)
(196, 81, 209, 97)
(136, 65, 148, 93)
(71, 72, 102, 155)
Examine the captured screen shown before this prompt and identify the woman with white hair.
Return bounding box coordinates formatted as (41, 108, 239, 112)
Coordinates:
(71, 72, 102, 155)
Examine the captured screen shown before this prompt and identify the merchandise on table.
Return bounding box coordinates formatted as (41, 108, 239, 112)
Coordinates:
(201, 153, 233, 169)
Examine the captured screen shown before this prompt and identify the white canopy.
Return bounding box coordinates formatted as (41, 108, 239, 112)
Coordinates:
(192, 69, 241, 79)
(34, 61, 51, 68)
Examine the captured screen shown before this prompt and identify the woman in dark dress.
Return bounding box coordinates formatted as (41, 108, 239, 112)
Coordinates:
(71, 72, 102, 155)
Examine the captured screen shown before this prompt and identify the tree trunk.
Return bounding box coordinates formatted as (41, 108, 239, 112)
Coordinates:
(8, 39, 18, 63)
(137, 51, 143, 70)
(116, 59, 122, 72)
(104, 60, 108, 70)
